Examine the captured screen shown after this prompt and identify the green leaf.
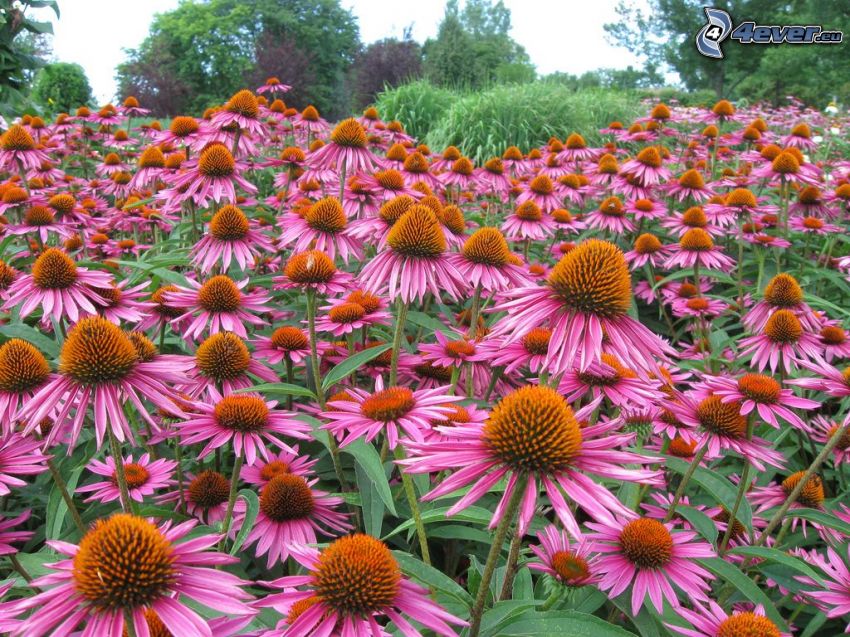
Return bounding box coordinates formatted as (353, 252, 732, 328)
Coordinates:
(497, 610, 637, 636)
(238, 382, 315, 399)
(342, 439, 396, 516)
(665, 456, 752, 530)
(678, 506, 718, 546)
(479, 600, 541, 637)
(0, 322, 60, 358)
(382, 505, 492, 540)
(392, 550, 472, 606)
(355, 462, 384, 537)
(788, 508, 850, 535)
(406, 310, 454, 334)
(697, 558, 788, 629)
(321, 342, 393, 391)
(728, 546, 823, 583)
(229, 489, 259, 555)
(46, 462, 84, 540)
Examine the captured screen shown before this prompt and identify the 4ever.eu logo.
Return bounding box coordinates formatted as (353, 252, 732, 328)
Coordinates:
(695, 7, 843, 59)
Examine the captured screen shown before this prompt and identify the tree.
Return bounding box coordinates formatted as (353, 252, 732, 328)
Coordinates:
(32, 62, 92, 113)
(604, 0, 850, 106)
(423, 0, 535, 88)
(116, 0, 360, 117)
(0, 0, 58, 111)
(348, 36, 423, 110)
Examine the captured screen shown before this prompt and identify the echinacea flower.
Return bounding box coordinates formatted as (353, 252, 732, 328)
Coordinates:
(529, 524, 599, 588)
(558, 353, 664, 407)
(0, 509, 33, 555)
(323, 376, 461, 449)
(76, 453, 176, 505)
(19, 317, 191, 449)
(0, 338, 52, 433)
(165, 275, 270, 341)
(174, 387, 310, 465)
(663, 228, 736, 271)
(738, 309, 821, 373)
(0, 124, 49, 171)
(278, 196, 362, 263)
(587, 516, 714, 615)
(669, 393, 786, 471)
(402, 385, 661, 537)
(240, 447, 318, 486)
(190, 331, 278, 396)
(12, 513, 254, 636)
(190, 204, 275, 273)
(211, 89, 266, 137)
(274, 250, 353, 296)
(256, 534, 466, 636)
(3, 248, 112, 323)
(493, 239, 674, 374)
(667, 601, 789, 637)
(233, 472, 350, 568)
(743, 273, 817, 332)
(158, 469, 231, 525)
(619, 146, 671, 185)
(358, 204, 465, 303)
(0, 433, 47, 496)
(167, 142, 257, 207)
(501, 200, 555, 241)
(699, 372, 818, 429)
(310, 117, 380, 173)
(798, 545, 850, 631)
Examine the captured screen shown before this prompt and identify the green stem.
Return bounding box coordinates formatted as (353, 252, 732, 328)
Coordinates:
(538, 587, 562, 612)
(389, 297, 409, 387)
(124, 609, 138, 637)
(497, 528, 523, 602)
(218, 454, 243, 551)
(174, 439, 186, 515)
(663, 444, 708, 523)
(754, 420, 849, 546)
(307, 289, 347, 489)
(285, 355, 295, 411)
(394, 445, 431, 565)
(719, 415, 754, 554)
(469, 474, 528, 637)
(108, 428, 134, 513)
(46, 457, 86, 535)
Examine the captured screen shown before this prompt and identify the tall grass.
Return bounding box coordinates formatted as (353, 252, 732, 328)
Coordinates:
(423, 82, 642, 162)
(374, 80, 460, 143)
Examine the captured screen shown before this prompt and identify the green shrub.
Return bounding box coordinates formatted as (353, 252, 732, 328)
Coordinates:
(424, 82, 642, 162)
(32, 62, 93, 114)
(373, 79, 461, 143)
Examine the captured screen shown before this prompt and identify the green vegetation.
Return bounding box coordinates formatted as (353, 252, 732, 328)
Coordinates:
(377, 80, 643, 161)
(0, 0, 58, 114)
(32, 62, 92, 113)
(606, 0, 850, 105)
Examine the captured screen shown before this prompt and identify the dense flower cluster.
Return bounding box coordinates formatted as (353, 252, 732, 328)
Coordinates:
(0, 87, 848, 636)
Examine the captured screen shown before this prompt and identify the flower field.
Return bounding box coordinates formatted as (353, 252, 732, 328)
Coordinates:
(0, 85, 849, 636)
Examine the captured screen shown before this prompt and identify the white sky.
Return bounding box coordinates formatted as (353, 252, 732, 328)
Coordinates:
(34, 0, 642, 104)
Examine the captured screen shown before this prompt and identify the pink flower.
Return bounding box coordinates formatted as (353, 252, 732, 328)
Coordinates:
(240, 447, 318, 486)
(278, 196, 363, 264)
(19, 317, 192, 450)
(76, 453, 176, 505)
(667, 601, 790, 637)
(3, 248, 112, 323)
(174, 387, 311, 465)
(0, 510, 32, 555)
(322, 376, 462, 449)
(232, 472, 350, 568)
(190, 204, 275, 273)
(12, 513, 254, 636)
(256, 534, 466, 636)
(165, 275, 270, 341)
(587, 516, 714, 615)
(492, 239, 674, 374)
(401, 386, 661, 538)
(358, 205, 465, 304)
(529, 525, 599, 588)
